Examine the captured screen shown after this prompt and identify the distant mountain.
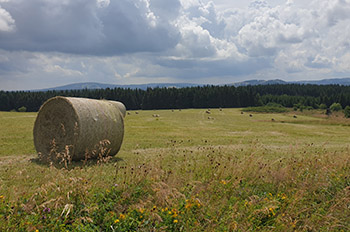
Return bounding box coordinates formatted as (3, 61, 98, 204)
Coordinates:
(33, 77, 350, 91)
(232, 79, 287, 87)
(233, 77, 350, 87)
(295, 77, 350, 85)
(36, 82, 201, 91)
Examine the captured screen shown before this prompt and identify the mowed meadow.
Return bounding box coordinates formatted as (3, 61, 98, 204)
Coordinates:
(1, 108, 350, 231)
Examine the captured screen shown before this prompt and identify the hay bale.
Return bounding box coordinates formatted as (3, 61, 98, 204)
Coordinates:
(109, 101, 126, 118)
(33, 96, 125, 161)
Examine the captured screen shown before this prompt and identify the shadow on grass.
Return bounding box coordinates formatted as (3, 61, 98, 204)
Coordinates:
(30, 155, 124, 170)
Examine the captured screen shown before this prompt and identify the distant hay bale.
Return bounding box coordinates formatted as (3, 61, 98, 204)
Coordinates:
(33, 96, 125, 161)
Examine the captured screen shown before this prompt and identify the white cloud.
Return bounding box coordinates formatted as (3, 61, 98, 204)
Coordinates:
(0, 6, 15, 31)
(1, 0, 350, 90)
(96, 0, 110, 8)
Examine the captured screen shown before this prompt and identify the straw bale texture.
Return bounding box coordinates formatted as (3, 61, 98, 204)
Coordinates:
(33, 96, 125, 160)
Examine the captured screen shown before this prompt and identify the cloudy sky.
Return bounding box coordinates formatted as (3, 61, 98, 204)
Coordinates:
(1, 0, 350, 90)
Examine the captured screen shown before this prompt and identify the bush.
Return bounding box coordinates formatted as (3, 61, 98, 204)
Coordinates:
(319, 104, 327, 110)
(344, 106, 350, 118)
(243, 103, 287, 113)
(293, 103, 306, 112)
(330, 103, 342, 112)
(18, 106, 27, 112)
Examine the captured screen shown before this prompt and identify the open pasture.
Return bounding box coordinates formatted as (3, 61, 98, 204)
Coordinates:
(1, 109, 350, 231)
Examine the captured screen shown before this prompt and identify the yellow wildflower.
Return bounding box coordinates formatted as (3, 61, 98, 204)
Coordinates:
(173, 219, 178, 223)
(119, 213, 126, 219)
(114, 219, 120, 223)
(35, 230, 39, 232)
(0, 195, 4, 199)
(168, 211, 172, 215)
(220, 180, 227, 185)
(139, 208, 145, 214)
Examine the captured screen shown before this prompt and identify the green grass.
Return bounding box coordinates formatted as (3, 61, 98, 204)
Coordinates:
(1, 109, 350, 231)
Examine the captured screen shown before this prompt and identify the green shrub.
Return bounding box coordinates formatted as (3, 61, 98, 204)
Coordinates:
(344, 106, 350, 118)
(330, 103, 342, 112)
(243, 103, 287, 113)
(319, 103, 327, 110)
(18, 106, 27, 112)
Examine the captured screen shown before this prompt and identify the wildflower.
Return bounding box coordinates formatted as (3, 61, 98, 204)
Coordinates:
(185, 203, 191, 209)
(114, 219, 120, 224)
(168, 211, 172, 215)
(172, 212, 178, 218)
(140, 215, 143, 219)
(152, 205, 157, 211)
(35, 230, 39, 232)
(173, 219, 178, 223)
(281, 193, 287, 200)
(119, 213, 126, 219)
(139, 208, 145, 214)
(220, 180, 227, 185)
(0, 195, 4, 200)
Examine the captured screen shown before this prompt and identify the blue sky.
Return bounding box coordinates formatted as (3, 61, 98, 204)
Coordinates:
(1, 0, 350, 90)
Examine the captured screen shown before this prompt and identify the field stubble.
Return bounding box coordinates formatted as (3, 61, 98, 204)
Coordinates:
(1, 109, 350, 231)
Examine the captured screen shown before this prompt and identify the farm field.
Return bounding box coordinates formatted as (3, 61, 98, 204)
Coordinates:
(1, 108, 350, 231)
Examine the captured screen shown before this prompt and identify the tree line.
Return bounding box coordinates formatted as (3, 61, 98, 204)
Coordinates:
(2, 84, 350, 112)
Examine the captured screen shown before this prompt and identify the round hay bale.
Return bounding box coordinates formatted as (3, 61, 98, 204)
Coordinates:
(33, 96, 125, 161)
(109, 101, 126, 118)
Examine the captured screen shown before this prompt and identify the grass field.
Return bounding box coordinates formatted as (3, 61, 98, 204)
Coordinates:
(1, 108, 350, 231)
